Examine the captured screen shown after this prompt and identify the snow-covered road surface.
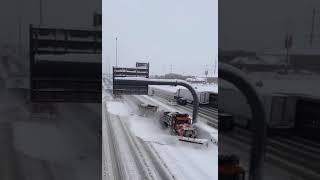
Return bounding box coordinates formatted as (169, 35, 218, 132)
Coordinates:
(126, 112, 217, 180)
(104, 100, 175, 180)
(103, 90, 217, 180)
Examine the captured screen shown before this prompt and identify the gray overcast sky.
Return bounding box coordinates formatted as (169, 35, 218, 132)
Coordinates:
(220, 0, 320, 51)
(102, 0, 218, 77)
(0, 0, 100, 52)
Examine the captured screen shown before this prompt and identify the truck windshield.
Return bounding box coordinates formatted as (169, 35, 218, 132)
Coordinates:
(176, 120, 190, 124)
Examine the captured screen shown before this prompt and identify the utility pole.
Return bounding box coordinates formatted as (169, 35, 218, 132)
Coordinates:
(310, 8, 316, 46)
(39, 0, 43, 25)
(285, 33, 293, 67)
(214, 60, 217, 76)
(115, 37, 118, 67)
(18, 8, 22, 55)
(204, 64, 208, 80)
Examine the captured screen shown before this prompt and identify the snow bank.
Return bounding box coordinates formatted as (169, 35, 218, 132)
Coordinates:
(153, 142, 217, 180)
(106, 101, 130, 116)
(13, 122, 83, 163)
(127, 114, 178, 145)
(195, 121, 218, 144)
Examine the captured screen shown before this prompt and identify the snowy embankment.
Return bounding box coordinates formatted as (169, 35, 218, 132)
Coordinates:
(105, 97, 217, 180)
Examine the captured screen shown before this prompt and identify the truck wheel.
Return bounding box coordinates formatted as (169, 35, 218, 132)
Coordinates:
(170, 129, 175, 135)
(161, 122, 167, 129)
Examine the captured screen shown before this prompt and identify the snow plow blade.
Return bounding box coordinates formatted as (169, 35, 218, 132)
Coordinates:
(178, 136, 208, 146)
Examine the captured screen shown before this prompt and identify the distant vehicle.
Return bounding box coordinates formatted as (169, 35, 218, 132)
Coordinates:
(160, 112, 207, 144)
(167, 99, 177, 106)
(176, 97, 187, 106)
(138, 103, 158, 116)
(149, 85, 215, 106)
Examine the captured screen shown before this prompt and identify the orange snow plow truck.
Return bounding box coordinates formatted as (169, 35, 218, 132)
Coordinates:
(160, 112, 208, 144)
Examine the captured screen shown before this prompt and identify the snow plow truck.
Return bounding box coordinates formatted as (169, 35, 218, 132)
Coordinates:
(160, 112, 208, 145)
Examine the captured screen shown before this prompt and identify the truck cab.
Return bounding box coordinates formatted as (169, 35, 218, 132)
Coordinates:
(169, 113, 196, 138)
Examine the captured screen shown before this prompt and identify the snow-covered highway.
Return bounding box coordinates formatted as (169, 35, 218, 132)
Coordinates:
(102, 76, 217, 180)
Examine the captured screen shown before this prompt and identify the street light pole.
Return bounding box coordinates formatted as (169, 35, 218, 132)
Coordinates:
(39, 0, 43, 25)
(18, 7, 22, 55)
(115, 37, 118, 67)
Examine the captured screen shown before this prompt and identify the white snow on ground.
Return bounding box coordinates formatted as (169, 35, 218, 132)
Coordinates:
(105, 93, 217, 180)
(129, 96, 217, 179)
(12, 102, 101, 179)
(135, 95, 177, 112)
(153, 143, 217, 180)
(126, 113, 217, 180)
(196, 121, 218, 144)
(13, 122, 81, 163)
(127, 115, 176, 144)
(106, 101, 130, 116)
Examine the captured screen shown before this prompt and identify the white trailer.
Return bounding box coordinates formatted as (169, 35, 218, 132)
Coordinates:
(148, 85, 178, 100)
(219, 86, 297, 129)
(177, 88, 210, 105)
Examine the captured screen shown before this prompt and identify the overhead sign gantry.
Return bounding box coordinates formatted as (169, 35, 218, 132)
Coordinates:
(29, 25, 101, 102)
(112, 62, 149, 95)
